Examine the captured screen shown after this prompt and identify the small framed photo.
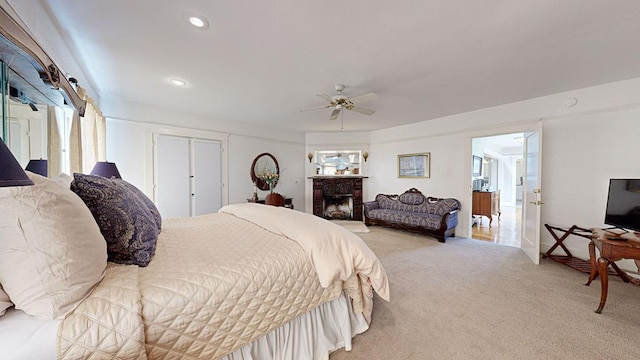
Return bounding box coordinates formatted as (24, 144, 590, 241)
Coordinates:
(472, 155, 483, 177)
(398, 152, 430, 178)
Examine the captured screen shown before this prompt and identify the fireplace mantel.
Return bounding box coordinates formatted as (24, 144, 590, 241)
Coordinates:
(310, 176, 367, 221)
(307, 176, 369, 179)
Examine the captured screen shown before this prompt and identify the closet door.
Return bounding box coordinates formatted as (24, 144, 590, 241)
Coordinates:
(193, 139, 222, 215)
(156, 135, 222, 218)
(156, 135, 191, 218)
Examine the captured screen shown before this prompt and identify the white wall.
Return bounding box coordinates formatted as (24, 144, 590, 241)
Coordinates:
(106, 119, 146, 188)
(541, 109, 640, 261)
(228, 134, 305, 209)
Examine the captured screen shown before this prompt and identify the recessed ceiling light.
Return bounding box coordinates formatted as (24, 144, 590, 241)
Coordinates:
(189, 16, 206, 27)
(170, 78, 187, 87)
(183, 12, 209, 29)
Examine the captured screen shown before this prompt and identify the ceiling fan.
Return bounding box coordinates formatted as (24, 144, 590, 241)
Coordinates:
(301, 84, 377, 120)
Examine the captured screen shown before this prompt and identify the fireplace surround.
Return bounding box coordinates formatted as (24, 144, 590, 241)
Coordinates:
(311, 176, 366, 221)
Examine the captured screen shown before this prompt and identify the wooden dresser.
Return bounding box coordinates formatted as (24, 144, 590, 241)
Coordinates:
(472, 191, 500, 226)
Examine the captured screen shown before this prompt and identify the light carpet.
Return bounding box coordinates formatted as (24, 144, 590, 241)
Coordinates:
(331, 220, 370, 233)
(330, 226, 640, 360)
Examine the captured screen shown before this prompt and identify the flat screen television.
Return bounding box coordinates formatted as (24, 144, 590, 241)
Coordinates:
(604, 179, 640, 232)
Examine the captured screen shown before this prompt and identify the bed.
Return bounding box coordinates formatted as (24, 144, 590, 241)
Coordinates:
(0, 172, 389, 359)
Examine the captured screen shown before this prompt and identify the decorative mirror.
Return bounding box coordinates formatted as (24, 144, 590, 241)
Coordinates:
(0, 7, 86, 173)
(251, 152, 279, 191)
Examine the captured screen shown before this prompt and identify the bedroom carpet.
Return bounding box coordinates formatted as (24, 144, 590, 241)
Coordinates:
(330, 227, 640, 360)
(331, 220, 370, 233)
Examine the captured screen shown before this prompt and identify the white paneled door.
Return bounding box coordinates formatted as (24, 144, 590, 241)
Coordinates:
(521, 127, 543, 264)
(156, 136, 191, 218)
(155, 135, 222, 218)
(193, 139, 222, 215)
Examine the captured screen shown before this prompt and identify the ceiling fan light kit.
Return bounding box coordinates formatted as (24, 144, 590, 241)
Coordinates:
(301, 84, 378, 123)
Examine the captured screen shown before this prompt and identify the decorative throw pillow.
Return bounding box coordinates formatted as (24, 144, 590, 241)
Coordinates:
(0, 172, 107, 320)
(0, 285, 12, 316)
(116, 179, 162, 231)
(70, 174, 159, 267)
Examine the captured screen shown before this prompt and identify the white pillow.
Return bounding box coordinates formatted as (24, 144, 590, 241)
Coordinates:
(0, 284, 12, 316)
(52, 172, 73, 189)
(0, 172, 107, 320)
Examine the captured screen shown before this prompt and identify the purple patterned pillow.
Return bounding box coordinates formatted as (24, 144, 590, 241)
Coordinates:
(71, 174, 158, 267)
(116, 179, 162, 231)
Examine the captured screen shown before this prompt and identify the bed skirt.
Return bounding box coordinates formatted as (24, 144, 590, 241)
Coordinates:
(222, 292, 369, 360)
(0, 292, 368, 360)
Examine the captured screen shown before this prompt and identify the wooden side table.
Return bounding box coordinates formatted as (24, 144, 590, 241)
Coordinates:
(586, 229, 640, 313)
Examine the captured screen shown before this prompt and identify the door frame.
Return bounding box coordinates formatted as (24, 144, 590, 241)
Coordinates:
(464, 121, 541, 244)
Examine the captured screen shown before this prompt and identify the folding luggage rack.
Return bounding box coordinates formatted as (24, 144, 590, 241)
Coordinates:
(543, 224, 595, 273)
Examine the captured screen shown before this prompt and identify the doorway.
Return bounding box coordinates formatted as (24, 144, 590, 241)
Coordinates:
(471, 133, 524, 247)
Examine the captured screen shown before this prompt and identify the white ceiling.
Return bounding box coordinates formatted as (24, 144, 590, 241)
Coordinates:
(40, 0, 640, 133)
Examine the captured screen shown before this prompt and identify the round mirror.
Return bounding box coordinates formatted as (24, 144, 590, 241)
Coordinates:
(251, 153, 279, 190)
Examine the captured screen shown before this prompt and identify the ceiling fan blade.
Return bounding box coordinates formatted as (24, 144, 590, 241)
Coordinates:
(316, 93, 333, 102)
(329, 107, 341, 120)
(350, 105, 375, 116)
(299, 104, 331, 112)
(349, 92, 377, 104)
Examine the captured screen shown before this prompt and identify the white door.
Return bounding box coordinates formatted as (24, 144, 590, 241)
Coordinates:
(193, 139, 222, 215)
(156, 135, 191, 218)
(521, 128, 543, 264)
(156, 135, 222, 218)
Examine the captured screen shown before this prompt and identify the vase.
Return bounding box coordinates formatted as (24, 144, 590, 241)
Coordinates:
(269, 182, 274, 194)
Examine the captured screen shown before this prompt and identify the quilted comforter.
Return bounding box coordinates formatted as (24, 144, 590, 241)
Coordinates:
(58, 204, 389, 360)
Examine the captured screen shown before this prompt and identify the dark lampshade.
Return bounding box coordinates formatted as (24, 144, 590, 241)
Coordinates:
(0, 138, 34, 187)
(90, 161, 122, 179)
(25, 159, 48, 177)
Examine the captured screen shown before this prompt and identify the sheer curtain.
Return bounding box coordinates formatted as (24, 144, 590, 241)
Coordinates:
(47, 106, 63, 176)
(75, 86, 106, 173)
(48, 87, 105, 175)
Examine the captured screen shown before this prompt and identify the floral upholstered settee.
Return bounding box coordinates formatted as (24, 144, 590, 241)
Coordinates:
(363, 188, 461, 243)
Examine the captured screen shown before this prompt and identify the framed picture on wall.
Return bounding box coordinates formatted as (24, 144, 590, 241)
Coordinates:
(472, 155, 483, 177)
(398, 152, 430, 178)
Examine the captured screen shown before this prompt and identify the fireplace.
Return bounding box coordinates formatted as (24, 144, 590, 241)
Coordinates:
(323, 196, 353, 219)
(311, 176, 365, 221)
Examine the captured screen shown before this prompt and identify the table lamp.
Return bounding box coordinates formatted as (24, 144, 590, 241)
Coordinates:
(25, 159, 48, 177)
(0, 138, 34, 187)
(90, 161, 121, 179)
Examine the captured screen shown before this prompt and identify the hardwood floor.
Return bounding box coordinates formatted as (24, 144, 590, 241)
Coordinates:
(471, 204, 521, 247)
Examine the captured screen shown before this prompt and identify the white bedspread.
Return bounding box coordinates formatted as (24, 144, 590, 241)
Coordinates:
(58, 209, 385, 359)
(220, 203, 390, 319)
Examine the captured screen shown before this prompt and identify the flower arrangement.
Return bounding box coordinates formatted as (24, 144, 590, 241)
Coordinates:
(259, 172, 279, 193)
